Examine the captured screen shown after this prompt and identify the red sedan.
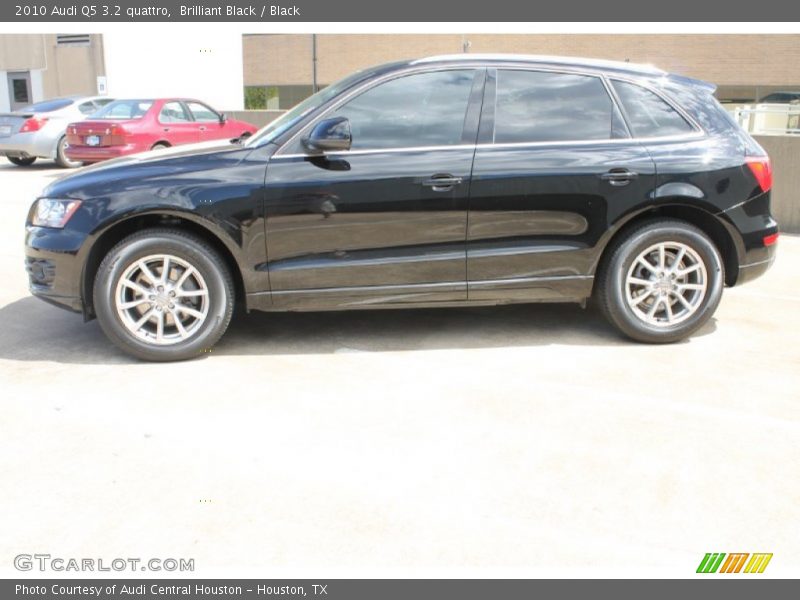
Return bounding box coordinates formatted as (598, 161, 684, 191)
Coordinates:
(64, 98, 258, 164)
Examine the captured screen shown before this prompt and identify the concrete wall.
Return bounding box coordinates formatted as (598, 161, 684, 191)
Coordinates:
(755, 136, 800, 233)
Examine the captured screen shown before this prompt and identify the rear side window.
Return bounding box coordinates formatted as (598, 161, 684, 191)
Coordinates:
(78, 101, 97, 115)
(612, 80, 695, 138)
(94, 100, 153, 119)
(493, 70, 627, 144)
(330, 69, 476, 150)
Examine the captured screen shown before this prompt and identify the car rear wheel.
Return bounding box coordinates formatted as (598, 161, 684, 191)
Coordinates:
(55, 136, 81, 168)
(93, 229, 235, 361)
(596, 219, 724, 343)
(151, 142, 170, 151)
(7, 156, 36, 166)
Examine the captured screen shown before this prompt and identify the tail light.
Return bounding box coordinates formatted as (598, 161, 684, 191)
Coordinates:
(108, 124, 128, 146)
(19, 117, 48, 133)
(763, 232, 779, 247)
(745, 156, 773, 193)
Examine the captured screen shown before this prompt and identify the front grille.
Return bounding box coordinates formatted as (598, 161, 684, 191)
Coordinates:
(25, 257, 56, 287)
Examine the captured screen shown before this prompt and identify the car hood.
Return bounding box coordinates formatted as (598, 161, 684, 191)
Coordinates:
(41, 140, 256, 199)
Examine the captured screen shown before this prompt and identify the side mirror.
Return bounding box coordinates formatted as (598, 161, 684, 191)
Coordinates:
(219, 112, 227, 124)
(303, 117, 351, 153)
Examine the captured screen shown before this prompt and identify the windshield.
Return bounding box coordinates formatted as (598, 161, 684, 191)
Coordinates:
(92, 99, 154, 120)
(20, 98, 74, 113)
(244, 67, 385, 147)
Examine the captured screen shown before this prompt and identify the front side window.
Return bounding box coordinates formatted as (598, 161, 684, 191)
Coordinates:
(611, 80, 695, 138)
(186, 101, 219, 123)
(330, 69, 476, 150)
(159, 102, 191, 124)
(494, 70, 625, 144)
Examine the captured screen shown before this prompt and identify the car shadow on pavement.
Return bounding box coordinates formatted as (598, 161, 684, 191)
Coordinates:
(0, 296, 717, 364)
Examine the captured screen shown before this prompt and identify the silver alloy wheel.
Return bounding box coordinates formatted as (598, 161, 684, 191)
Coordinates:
(624, 241, 708, 327)
(114, 254, 210, 345)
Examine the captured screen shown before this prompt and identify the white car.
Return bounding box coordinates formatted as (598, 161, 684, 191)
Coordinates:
(0, 95, 114, 168)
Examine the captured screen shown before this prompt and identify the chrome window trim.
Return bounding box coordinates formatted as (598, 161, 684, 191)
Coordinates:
(270, 132, 704, 161)
(271, 63, 706, 159)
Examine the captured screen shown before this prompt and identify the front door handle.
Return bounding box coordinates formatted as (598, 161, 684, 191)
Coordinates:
(422, 174, 463, 191)
(600, 169, 639, 186)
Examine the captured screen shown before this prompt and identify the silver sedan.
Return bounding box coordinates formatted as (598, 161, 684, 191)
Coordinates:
(0, 95, 114, 168)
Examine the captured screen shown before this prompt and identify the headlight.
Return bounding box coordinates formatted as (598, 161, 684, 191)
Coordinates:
(31, 198, 82, 228)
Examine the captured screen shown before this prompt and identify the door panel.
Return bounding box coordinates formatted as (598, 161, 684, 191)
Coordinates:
(158, 101, 199, 145)
(264, 148, 474, 304)
(467, 68, 657, 302)
(468, 143, 656, 299)
(263, 68, 485, 307)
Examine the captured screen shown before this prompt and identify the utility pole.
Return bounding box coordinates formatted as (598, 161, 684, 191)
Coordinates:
(312, 34, 318, 93)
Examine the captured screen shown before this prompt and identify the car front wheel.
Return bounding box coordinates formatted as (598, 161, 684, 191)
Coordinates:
(93, 229, 235, 361)
(596, 219, 724, 343)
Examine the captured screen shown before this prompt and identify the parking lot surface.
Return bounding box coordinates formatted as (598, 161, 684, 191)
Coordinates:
(1, 161, 798, 577)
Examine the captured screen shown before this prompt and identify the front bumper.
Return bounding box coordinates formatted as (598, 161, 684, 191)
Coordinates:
(25, 225, 86, 314)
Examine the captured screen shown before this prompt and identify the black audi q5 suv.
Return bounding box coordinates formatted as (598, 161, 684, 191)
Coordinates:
(25, 54, 778, 361)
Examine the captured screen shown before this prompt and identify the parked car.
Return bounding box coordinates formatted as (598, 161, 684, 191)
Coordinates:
(64, 98, 258, 163)
(25, 55, 778, 361)
(0, 96, 114, 168)
(758, 91, 800, 103)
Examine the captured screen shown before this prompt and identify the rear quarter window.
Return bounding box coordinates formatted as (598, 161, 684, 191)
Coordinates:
(612, 80, 695, 138)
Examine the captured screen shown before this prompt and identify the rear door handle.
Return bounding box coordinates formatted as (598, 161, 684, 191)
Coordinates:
(422, 174, 463, 191)
(600, 169, 639, 186)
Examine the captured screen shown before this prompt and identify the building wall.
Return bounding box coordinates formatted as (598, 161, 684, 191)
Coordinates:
(0, 34, 105, 111)
(243, 34, 800, 101)
(40, 34, 106, 99)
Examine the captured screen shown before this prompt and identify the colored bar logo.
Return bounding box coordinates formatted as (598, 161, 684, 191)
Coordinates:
(697, 553, 773, 573)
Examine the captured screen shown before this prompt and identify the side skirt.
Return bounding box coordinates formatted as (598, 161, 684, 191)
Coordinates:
(245, 275, 593, 312)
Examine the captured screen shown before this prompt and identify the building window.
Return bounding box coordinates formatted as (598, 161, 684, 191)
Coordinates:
(56, 34, 92, 46)
(244, 85, 316, 110)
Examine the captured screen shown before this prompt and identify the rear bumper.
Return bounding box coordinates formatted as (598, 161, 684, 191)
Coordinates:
(64, 143, 143, 163)
(719, 192, 778, 286)
(0, 133, 54, 159)
(736, 245, 777, 285)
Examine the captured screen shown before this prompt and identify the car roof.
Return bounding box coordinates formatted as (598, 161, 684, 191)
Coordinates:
(407, 53, 666, 77)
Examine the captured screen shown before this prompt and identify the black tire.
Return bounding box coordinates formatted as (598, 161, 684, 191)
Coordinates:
(7, 156, 36, 166)
(93, 229, 235, 361)
(595, 219, 724, 343)
(55, 136, 81, 168)
(151, 142, 170, 150)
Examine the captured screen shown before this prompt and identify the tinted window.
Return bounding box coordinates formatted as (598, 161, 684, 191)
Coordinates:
(159, 102, 191, 123)
(93, 100, 153, 119)
(331, 69, 475, 150)
(20, 98, 73, 113)
(612, 80, 694, 138)
(186, 101, 219, 122)
(494, 70, 624, 144)
(78, 101, 97, 115)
